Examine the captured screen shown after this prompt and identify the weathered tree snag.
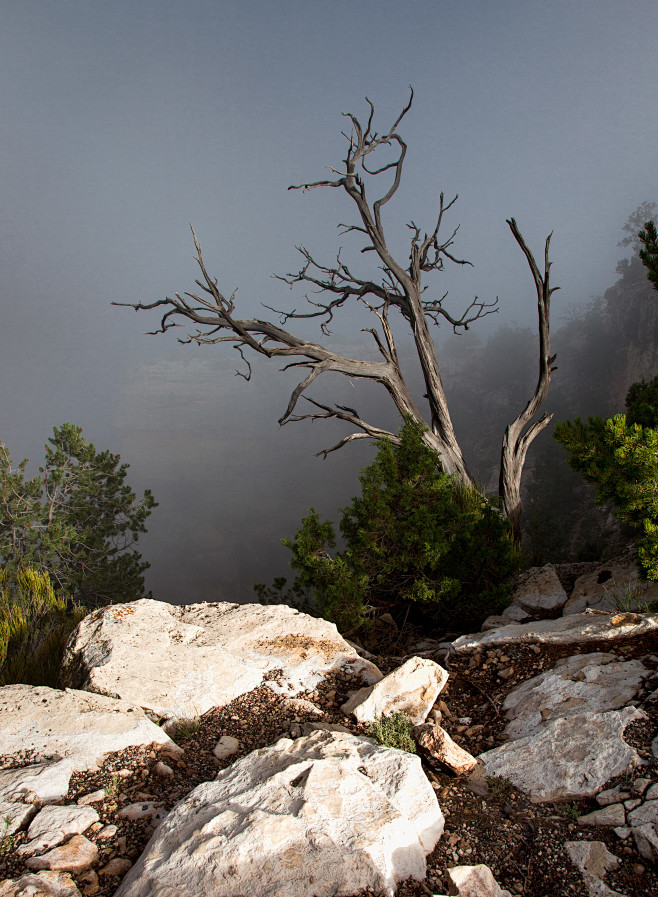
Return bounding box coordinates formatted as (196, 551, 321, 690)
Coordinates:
(499, 219, 558, 538)
(115, 91, 557, 536)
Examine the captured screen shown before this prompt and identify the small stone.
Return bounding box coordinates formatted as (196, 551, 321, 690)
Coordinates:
(632, 777, 652, 795)
(623, 798, 641, 810)
(578, 803, 626, 827)
(97, 824, 118, 840)
(614, 826, 631, 839)
(645, 783, 658, 800)
(633, 823, 658, 862)
(596, 786, 629, 806)
(498, 667, 514, 680)
(212, 735, 241, 761)
(98, 858, 133, 877)
(77, 790, 106, 806)
(414, 723, 478, 775)
(152, 761, 174, 777)
(118, 801, 166, 821)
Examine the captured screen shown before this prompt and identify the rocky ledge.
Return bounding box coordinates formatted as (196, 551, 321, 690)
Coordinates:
(0, 554, 657, 897)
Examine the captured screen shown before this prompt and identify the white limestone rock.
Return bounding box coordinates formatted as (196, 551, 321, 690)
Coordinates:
(451, 612, 658, 652)
(0, 762, 74, 808)
(341, 656, 448, 725)
(0, 799, 37, 836)
(61, 599, 382, 719)
(17, 805, 99, 856)
(212, 735, 240, 761)
(480, 707, 646, 803)
(0, 685, 173, 804)
(114, 730, 444, 897)
(0, 871, 82, 897)
(509, 565, 568, 615)
(446, 864, 512, 896)
(501, 653, 648, 740)
(564, 840, 625, 897)
(564, 554, 658, 615)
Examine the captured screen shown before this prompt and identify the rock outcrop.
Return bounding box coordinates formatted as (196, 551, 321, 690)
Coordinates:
(61, 599, 381, 721)
(115, 730, 444, 897)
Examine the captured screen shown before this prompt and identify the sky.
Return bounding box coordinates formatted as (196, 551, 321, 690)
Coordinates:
(1, 0, 657, 604)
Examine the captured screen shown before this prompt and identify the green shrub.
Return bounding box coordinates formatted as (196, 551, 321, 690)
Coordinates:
(554, 414, 658, 580)
(0, 567, 85, 687)
(366, 712, 416, 753)
(271, 420, 520, 633)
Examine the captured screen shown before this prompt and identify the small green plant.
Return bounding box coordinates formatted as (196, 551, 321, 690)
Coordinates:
(485, 775, 514, 799)
(366, 712, 416, 753)
(175, 717, 201, 741)
(105, 773, 120, 799)
(554, 802, 580, 822)
(609, 582, 652, 613)
(0, 813, 18, 857)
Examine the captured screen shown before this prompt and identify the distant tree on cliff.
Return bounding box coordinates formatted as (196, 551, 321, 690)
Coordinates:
(116, 91, 559, 540)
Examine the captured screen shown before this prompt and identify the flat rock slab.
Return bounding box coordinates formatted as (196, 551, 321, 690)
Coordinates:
(0, 685, 173, 803)
(341, 656, 448, 725)
(115, 730, 444, 897)
(480, 707, 645, 803)
(17, 805, 100, 856)
(564, 840, 625, 897)
(61, 599, 382, 719)
(451, 612, 658, 652)
(501, 652, 648, 740)
(564, 554, 658, 616)
(0, 871, 82, 896)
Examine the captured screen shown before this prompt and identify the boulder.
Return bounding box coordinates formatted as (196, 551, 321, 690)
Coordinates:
(564, 553, 658, 616)
(508, 565, 568, 615)
(61, 599, 382, 720)
(341, 656, 448, 725)
(0, 872, 82, 897)
(114, 730, 444, 897)
(0, 685, 174, 804)
(480, 707, 646, 802)
(451, 612, 658, 652)
(500, 653, 648, 740)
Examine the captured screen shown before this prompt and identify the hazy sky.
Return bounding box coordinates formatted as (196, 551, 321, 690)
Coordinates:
(2, 1, 657, 603)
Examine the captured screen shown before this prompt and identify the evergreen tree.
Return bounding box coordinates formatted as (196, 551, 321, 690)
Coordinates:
(0, 424, 157, 607)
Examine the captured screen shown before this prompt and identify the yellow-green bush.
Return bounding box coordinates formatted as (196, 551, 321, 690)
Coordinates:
(0, 567, 85, 687)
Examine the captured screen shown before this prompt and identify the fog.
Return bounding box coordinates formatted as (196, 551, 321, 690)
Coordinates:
(2, 1, 658, 603)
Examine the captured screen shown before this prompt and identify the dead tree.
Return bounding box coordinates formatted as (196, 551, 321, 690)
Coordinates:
(115, 90, 557, 539)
